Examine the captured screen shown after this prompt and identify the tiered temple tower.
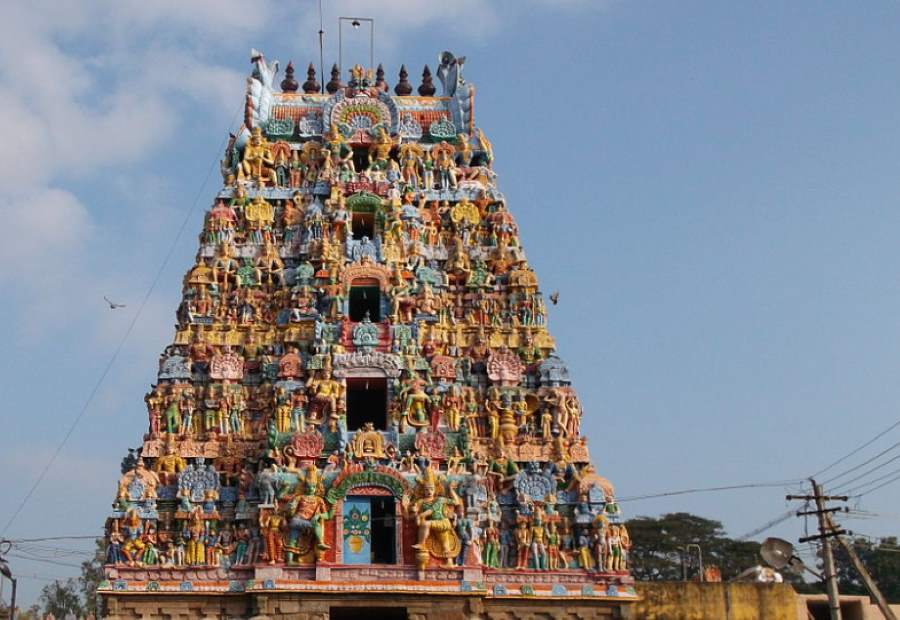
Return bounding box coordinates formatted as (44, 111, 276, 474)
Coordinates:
(100, 50, 636, 619)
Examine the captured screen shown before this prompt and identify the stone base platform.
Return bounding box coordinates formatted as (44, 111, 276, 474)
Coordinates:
(103, 591, 634, 620)
(101, 565, 636, 619)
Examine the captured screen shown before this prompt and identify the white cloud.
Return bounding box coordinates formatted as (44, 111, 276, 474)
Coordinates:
(0, 188, 93, 264)
(0, 0, 260, 334)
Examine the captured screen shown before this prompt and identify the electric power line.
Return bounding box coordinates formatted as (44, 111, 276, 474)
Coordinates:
(7, 536, 99, 543)
(0, 103, 245, 537)
(846, 509, 900, 523)
(823, 445, 900, 489)
(617, 479, 803, 503)
(811, 417, 900, 478)
(7, 554, 84, 570)
(841, 464, 900, 496)
(852, 469, 900, 499)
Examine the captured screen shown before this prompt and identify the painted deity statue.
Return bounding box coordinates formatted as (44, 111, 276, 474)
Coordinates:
(285, 466, 332, 564)
(239, 126, 278, 185)
(405, 466, 462, 569)
(305, 366, 344, 431)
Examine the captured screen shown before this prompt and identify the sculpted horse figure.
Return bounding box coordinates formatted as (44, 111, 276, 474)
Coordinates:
(236, 49, 280, 152)
(436, 51, 475, 134)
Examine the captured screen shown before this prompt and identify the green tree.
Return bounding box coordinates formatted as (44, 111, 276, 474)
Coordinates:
(78, 538, 107, 617)
(624, 512, 760, 581)
(831, 536, 900, 603)
(39, 577, 83, 618)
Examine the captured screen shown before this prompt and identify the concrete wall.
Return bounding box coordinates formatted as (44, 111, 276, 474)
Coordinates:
(800, 593, 900, 620)
(632, 582, 800, 620)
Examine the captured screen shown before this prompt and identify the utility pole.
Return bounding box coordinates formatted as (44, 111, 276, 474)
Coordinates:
(826, 514, 898, 620)
(787, 479, 847, 620)
(0, 538, 14, 620)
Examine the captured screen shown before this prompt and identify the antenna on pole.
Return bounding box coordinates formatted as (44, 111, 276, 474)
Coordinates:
(338, 16, 375, 75)
(318, 0, 325, 94)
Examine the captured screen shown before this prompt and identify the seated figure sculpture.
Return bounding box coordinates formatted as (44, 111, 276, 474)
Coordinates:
(305, 365, 344, 430)
(239, 126, 278, 185)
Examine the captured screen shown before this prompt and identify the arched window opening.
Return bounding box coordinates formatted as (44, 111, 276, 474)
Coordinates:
(345, 377, 388, 431)
(349, 278, 381, 321)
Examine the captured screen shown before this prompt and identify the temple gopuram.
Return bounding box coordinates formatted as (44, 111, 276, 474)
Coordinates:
(100, 50, 636, 620)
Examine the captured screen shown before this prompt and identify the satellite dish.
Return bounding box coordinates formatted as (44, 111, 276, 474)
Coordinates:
(760, 537, 795, 570)
(760, 537, 825, 581)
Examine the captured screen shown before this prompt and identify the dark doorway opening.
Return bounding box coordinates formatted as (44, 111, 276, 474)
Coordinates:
(371, 495, 396, 564)
(352, 147, 371, 174)
(346, 378, 387, 430)
(352, 212, 375, 240)
(331, 607, 406, 620)
(349, 285, 380, 321)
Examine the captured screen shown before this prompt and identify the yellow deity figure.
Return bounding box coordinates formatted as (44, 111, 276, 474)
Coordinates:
(476, 128, 494, 168)
(564, 394, 582, 437)
(464, 389, 480, 438)
(120, 509, 146, 566)
(416, 281, 440, 316)
(245, 194, 275, 241)
(275, 386, 292, 433)
(405, 467, 462, 569)
(371, 126, 394, 161)
(486, 404, 499, 440)
(305, 366, 344, 430)
(455, 133, 473, 166)
(154, 438, 186, 486)
(324, 122, 346, 153)
(400, 143, 424, 188)
(239, 126, 278, 185)
(541, 407, 553, 439)
(185, 507, 206, 565)
(348, 421, 387, 459)
(403, 377, 431, 428)
(389, 268, 414, 322)
(256, 240, 284, 286)
(486, 393, 518, 445)
(442, 387, 462, 431)
(607, 524, 629, 572)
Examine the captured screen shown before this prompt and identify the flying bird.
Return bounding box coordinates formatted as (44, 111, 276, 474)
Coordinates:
(104, 296, 127, 310)
(549, 291, 559, 305)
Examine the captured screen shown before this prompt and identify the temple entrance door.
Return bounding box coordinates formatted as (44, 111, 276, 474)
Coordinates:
(342, 495, 396, 564)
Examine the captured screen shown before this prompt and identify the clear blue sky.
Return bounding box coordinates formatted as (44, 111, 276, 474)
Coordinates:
(3, 0, 900, 604)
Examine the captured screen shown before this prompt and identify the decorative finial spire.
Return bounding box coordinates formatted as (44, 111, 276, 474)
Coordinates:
(418, 65, 436, 97)
(375, 63, 388, 92)
(326, 63, 342, 94)
(394, 64, 412, 95)
(280, 61, 299, 93)
(302, 63, 320, 93)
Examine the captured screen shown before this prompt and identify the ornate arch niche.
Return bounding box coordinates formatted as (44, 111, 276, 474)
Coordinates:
(325, 92, 399, 146)
(342, 263, 391, 292)
(343, 260, 392, 323)
(346, 192, 382, 240)
(333, 351, 403, 432)
(326, 468, 410, 565)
